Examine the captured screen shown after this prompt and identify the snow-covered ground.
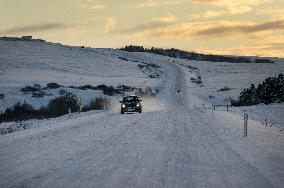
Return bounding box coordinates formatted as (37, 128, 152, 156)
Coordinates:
(0, 40, 284, 188)
(0, 40, 161, 111)
(172, 57, 284, 128)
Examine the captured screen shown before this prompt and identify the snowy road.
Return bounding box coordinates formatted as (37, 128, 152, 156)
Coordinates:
(0, 61, 281, 188)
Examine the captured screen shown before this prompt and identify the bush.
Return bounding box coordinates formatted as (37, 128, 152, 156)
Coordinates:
(135, 87, 156, 97)
(138, 63, 161, 78)
(0, 101, 35, 122)
(21, 85, 40, 93)
(83, 97, 110, 111)
(232, 74, 284, 106)
(95, 84, 119, 96)
(191, 76, 202, 84)
(218, 87, 231, 92)
(58, 89, 68, 95)
(77, 85, 97, 90)
(47, 93, 79, 116)
(209, 95, 215, 98)
(32, 90, 45, 98)
(0, 93, 4, 99)
(46, 82, 61, 89)
(118, 56, 129, 61)
(69, 84, 120, 95)
(0, 102, 53, 123)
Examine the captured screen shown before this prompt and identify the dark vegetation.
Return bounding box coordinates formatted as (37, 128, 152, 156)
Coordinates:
(21, 82, 63, 98)
(138, 63, 162, 78)
(69, 84, 121, 96)
(47, 93, 79, 116)
(218, 87, 231, 92)
(118, 56, 129, 61)
(21, 85, 41, 93)
(46, 82, 62, 89)
(121, 45, 275, 64)
(0, 92, 111, 124)
(1, 83, 157, 123)
(2, 80, 157, 124)
(135, 87, 156, 97)
(82, 97, 111, 111)
(0, 93, 4, 99)
(231, 74, 284, 106)
(21, 84, 46, 98)
(191, 76, 203, 85)
(0, 93, 79, 122)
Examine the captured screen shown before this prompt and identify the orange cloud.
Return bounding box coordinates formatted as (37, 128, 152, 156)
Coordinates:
(77, 0, 106, 10)
(135, 19, 284, 38)
(191, 0, 269, 7)
(0, 22, 70, 34)
(138, 0, 187, 7)
(117, 14, 178, 33)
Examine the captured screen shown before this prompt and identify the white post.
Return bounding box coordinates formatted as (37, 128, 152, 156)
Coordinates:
(243, 114, 248, 137)
(68, 108, 71, 114)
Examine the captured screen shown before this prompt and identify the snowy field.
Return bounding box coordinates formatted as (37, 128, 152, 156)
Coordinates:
(0, 40, 161, 111)
(172, 57, 284, 128)
(0, 40, 284, 188)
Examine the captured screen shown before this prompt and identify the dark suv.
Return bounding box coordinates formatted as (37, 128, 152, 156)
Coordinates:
(119, 96, 142, 114)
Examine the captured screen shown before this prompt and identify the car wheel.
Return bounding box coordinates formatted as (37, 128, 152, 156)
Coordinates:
(121, 110, 124, 114)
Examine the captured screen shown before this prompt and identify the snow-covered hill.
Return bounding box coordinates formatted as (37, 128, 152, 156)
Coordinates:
(0, 40, 162, 112)
(0, 39, 284, 188)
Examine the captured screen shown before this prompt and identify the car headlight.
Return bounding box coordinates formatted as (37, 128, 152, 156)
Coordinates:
(122, 104, 126, 108)
(136, 103, 140, 107)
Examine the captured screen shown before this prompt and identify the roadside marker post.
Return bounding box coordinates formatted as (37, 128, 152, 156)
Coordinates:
(243, 114, 248, 137)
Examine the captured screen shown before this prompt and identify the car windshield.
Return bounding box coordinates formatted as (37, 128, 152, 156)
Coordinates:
(123, 96, 138, 102)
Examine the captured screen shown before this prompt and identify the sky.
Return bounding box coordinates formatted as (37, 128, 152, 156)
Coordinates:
(1, 0, 284, 57)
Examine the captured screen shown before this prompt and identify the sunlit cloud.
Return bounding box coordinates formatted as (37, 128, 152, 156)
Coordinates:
(152, 13, 177, 23)
(138, 0, 187, 7)
(190, 5, 253, 20)
(77, 0, 106, 10)
(196, 19, 284, 37)
(191, 10, 226, 19)
(0, 22, 71, 35)
(104, 17, 116, 33)
(134, 19, 284, 37)
(227, 5, 252, 15)
(117, 14, 178, 33)
(201, 44, 284, 57)
(256, 7, 284, 17)
(191, 0, 269, 7)
(64, 26, 88, 36)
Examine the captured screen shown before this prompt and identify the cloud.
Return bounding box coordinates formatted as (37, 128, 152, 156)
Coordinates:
(189, 4, 253, 20)
(104, 17, 116, 33)
(133, 19, 284, 39)
(191, 10, 226, 19)
(196, 19, 284, 36)
(117, 14, 178, 33)
(138, 0, 187, 7)
(191, 0, 269, 7)
(202, 44, 284, 57)
(227, 5, 252, 15)
(152, 13, 177, 23)
(77, 0, 106, 10)
(1, 22, 70, 34)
